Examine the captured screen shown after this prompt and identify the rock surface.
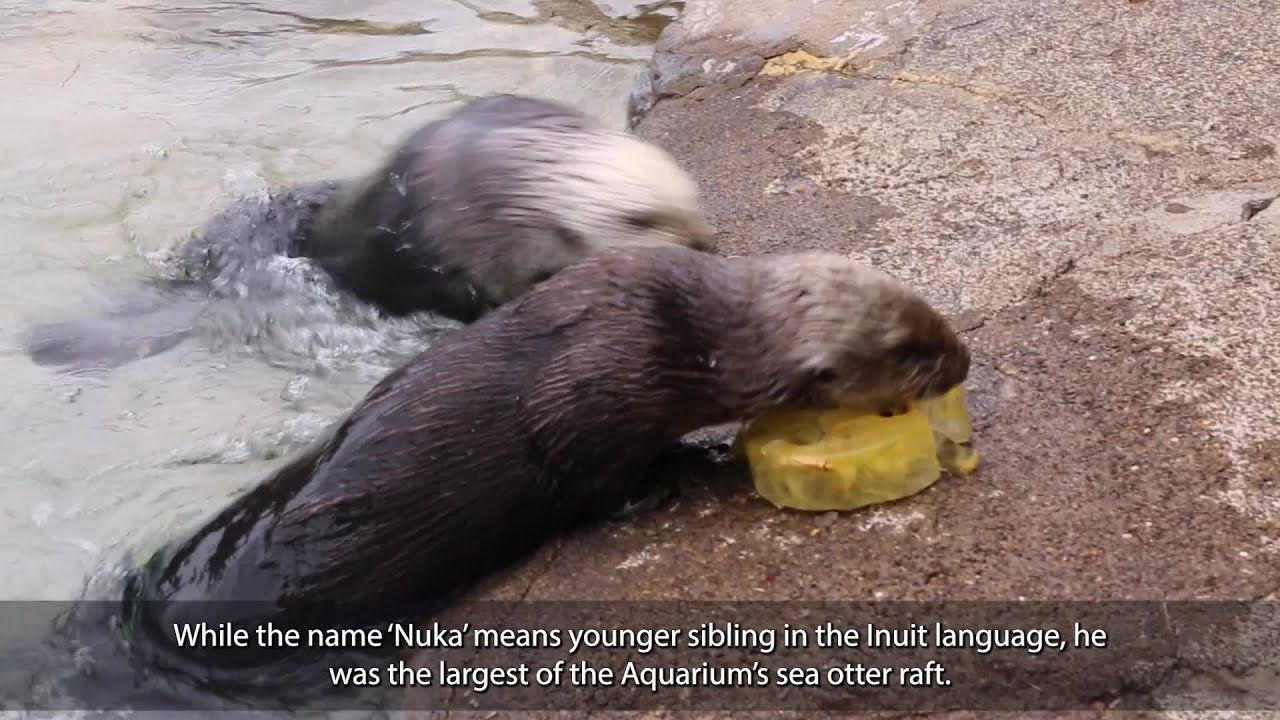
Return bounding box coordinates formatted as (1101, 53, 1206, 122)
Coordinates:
(406, 0, 1280, 715)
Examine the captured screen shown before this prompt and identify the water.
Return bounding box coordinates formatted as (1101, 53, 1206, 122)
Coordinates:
(0, 0, 674, 711)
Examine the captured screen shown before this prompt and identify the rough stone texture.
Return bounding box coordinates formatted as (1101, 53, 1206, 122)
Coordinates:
(627, 0, 970, 126)
(406, 0, 1280, 715)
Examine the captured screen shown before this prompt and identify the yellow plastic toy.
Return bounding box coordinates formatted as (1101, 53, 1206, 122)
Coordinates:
(740, 385, 980, 512)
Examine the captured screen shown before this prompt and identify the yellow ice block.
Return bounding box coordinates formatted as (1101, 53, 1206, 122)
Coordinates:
(741, 385, 980, 512)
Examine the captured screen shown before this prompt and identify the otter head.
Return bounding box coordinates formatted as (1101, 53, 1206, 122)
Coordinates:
(763, 254, 971, 415)
(549, 131, 716, 253)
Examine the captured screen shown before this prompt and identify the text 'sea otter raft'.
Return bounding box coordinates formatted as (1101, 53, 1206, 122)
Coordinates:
(150, 599, 1232, 713)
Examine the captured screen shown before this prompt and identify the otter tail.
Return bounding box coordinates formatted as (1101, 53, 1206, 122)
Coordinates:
(23, 285, 204, 374)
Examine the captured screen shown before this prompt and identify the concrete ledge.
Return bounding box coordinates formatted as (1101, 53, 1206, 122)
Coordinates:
(406, 0, 1280, 713)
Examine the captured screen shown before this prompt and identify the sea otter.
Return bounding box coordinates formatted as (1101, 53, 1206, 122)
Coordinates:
(23, 94, 714, 372)
(122, 243, 971, 675)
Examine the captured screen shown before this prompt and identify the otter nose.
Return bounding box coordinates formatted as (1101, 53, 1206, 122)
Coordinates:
(919, 338, 972, 400)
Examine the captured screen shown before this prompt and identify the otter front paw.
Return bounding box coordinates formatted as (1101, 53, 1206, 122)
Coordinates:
(609, 476, 680, 522)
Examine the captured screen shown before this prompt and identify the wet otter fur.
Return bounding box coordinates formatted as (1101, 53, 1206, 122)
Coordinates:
(123, 243, 970, 674)
(293, 94, 715, 320)
(23, 94, 714, 373)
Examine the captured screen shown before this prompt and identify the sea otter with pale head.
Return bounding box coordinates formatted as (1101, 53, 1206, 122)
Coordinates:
(24, 94, 714, 372)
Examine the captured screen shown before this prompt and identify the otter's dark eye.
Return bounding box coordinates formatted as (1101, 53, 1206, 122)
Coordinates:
(814, 368, 837, 384)
(895, 340, 936, 362)
(624, 213, 661, 230)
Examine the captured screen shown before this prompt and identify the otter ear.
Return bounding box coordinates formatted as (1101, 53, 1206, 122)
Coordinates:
(797, 354, 839, 387)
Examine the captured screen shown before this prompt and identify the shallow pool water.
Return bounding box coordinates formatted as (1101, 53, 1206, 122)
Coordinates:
(0, 0, 672, 711)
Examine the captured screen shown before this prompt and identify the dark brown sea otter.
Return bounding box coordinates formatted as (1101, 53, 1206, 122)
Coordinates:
(123, 243, 970, 674)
